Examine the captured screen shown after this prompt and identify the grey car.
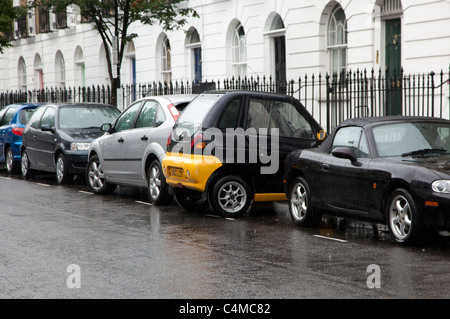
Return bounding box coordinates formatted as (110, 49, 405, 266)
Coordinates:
(86, 94, 197, 204)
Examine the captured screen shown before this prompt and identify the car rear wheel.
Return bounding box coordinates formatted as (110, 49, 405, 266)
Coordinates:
(21, 150, 33, 179)
(209, 176, 252, 218)
(86, 155, 116, 195)
(387, 188, 424, 245)
(5, 147, 17, 174)
(147, 159, 172, 205)
(56, 153, 72, 185)
(288, 177, 321, 226)
(174, 188, 208, 212)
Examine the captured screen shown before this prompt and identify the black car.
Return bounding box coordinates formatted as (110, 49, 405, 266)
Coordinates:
(284, 116, 450, 245)
(21, 103, 120, 184)
(162, 90, 325, 217)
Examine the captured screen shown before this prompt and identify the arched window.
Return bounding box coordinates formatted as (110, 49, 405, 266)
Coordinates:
(74, 46, 85, 88)
(55, 51, 66, 88)
(18, 57, 27, 91)
(231, 23, 247, 78)
(327, 5, 347, 75)
(161, 36, 172, 83)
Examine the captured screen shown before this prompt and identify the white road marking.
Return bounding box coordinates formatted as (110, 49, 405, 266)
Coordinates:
(135, 200, 153, 206)
(313, 235, 348, 243)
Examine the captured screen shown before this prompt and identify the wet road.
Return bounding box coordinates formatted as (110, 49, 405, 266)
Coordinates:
(1, 169, 450, 299)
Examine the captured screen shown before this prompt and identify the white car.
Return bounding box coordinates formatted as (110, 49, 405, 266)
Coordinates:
(86, 94, 197, 204)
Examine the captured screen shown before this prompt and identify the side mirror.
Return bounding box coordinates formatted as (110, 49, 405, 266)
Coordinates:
(101, 123, 112, 132)
(332, 147, 358, 163)
(41, 124, 55, 133)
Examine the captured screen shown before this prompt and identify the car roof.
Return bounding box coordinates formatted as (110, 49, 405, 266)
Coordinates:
(202, 90, 294, 100)
(339, 116, 450, 128)
(43, 102, 115, 108)
(135, 94, 198, 104)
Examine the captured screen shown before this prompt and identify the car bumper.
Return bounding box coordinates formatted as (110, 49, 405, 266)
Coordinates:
(64, 151, 89, 175)
(414, 188, 450, 230)
(162, 152, 222, 193)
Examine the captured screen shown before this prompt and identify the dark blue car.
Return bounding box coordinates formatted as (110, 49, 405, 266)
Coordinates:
(0, 103, 45, 174)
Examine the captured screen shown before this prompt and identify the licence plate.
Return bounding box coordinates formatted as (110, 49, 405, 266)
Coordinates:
(170, 168, 184, 178)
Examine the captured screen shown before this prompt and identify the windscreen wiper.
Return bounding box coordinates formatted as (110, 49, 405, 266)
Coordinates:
(401, 148, 448, 157)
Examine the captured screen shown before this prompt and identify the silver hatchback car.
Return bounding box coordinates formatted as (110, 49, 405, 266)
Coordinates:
(86, 94, 197, 204)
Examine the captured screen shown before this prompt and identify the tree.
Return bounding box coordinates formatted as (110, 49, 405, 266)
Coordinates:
(0, 0, 26, 54)
(28, 0, 198, 105)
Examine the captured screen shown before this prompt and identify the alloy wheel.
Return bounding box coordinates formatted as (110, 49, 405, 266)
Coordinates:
(290, 182, 308, 221)
(87, 160, 106, 192)
(217, 181, 247, 214)
(148, 165, 161, 201)
(389, 194, 412, 241)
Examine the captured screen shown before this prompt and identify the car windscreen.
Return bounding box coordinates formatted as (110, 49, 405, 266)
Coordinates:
(19, 108, 37, 124)
(172, 94, 222, 140)
(59, 106, 120, 130)
(373, 121, 450, 157)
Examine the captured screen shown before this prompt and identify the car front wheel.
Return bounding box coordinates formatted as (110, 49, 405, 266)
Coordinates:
(56, 153, 72, 185)
(387, 188, 424, 245)
(86, 155, 116, 195)
(288, 177, 321, 226)
(209, 176, 252, 218)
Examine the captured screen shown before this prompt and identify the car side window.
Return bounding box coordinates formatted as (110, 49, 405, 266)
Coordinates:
(155, 105, 166, 127)
(40, 107, 56, 128)
(270, 102, 314, 139)
(332, 126, 370, 158)
(218, 99, 241, 129)
(135, 101, 158, 128)
(0, 107, 17, 126)
(114, 102, 142, 133)
(246, 99, 271, 131)
(29, 106, 47, 129)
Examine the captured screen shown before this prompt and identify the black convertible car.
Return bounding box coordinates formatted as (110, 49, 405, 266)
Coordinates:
(284, 116, 450, 245)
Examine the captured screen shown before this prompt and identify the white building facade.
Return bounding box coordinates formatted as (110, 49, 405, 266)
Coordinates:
(1, 0, 449, 119)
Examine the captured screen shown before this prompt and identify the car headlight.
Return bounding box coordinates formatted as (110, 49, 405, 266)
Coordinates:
(70, 142, 91, 151)
(432, 180, 450, 193)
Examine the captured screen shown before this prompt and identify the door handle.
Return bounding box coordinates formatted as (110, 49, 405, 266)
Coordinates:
(141, 135, 148, 141)
(322, 164, 330, 171)
(118, 137, 124, 143)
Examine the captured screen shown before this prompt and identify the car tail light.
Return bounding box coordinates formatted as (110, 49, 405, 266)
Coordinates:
(166, 132, 172, 147)
(167, 103, 180, 121)
(191, 133, 206, 149)
(12, 127, 24, 136)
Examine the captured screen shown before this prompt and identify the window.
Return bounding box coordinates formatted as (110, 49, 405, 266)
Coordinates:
(327, 5, 347, 75)
(114, 102, 142, 133)
(135, 101, 158, 128)
(232, 24, 247, 78)
(218, 99, 241, 129)
(18, 57, 27, 91)
(55, 51, 66, 88)
(29, 106, 47, 129)
(40, 107, 56, 128)
(0, 108, 17, 126)
(186, 29, 202, 84)
(332, 126, 369, 158)
(161, 36, 172, 83)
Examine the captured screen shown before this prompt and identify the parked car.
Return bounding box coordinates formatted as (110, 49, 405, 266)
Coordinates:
(162, 90, 325, 217)
(86, 94, 197, 204)
(21, 103, 121, 184)
(0, 103, 44, 174)
(284, 116, 450, 245)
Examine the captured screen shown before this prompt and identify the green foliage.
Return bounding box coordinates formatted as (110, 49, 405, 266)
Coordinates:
(0, 0, 26, 54)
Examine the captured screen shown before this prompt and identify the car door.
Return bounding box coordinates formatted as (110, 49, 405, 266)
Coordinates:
(119, 100, 160, 182)
(0, 107, 16, 160)
(100, 101, 142, 179)
(322, 126, 372, 215)
(37, 106, 57, 169)
(23, 105, 47, 168)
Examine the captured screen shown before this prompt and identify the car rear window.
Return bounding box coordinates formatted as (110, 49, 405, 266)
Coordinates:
(173, 93, 223, 139)
(19, 108, 37, 125)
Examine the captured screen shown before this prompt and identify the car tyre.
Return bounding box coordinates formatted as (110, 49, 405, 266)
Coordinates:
(86, 155, 116, 195)
(5, 147, 18, 174)
(288, 177, 321, 227)
(147, 159, 172, 205)
(21, 149, 33, 179)
(174, 188, 208, 212)
(56, 153, 72, 185)
(209, 176, 252, 218)
(387, 188, 424, 245)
